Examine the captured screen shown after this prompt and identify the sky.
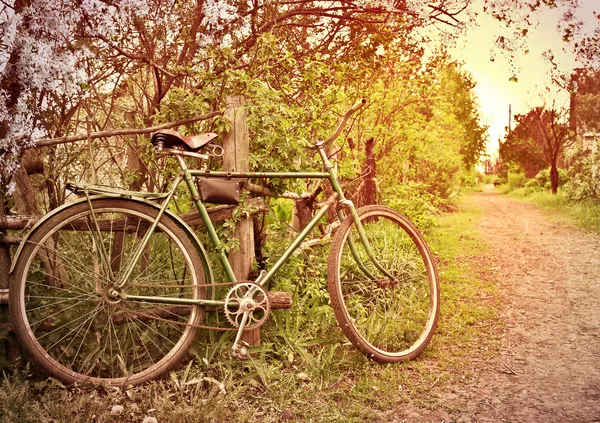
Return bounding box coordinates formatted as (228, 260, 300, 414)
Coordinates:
(449, 0, 600, 157)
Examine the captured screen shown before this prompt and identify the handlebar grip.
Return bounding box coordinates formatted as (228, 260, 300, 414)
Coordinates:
(349, 98, 367, 113)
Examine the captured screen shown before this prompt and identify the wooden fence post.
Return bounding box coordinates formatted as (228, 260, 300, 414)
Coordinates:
(222, 95, 260, 346)
(0, 191, 19, 361)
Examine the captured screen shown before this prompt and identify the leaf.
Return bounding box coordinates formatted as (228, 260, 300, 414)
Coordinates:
(296, 372, 311, 382)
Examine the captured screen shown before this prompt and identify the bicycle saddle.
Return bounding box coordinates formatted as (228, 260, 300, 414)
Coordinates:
(151, 129, 218, 151)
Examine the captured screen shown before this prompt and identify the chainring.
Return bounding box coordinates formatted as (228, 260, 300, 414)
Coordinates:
(224, 282, 270, 329)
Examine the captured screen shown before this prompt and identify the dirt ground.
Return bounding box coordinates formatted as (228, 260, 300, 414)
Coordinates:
(431, 186, 600, 422)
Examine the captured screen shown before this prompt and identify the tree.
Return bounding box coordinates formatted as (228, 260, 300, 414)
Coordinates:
(499, 127, 547, 179)
(436, 59, 489, 170)
(569, 68, 600, 136)
(0, 0, 476, 191)
(500, 107, 573, 193)
(0, 0, 152, 189)
(0, 0, 493, 235)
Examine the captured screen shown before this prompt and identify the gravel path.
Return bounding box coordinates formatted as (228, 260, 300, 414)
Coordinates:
(444, 187, 600, 422)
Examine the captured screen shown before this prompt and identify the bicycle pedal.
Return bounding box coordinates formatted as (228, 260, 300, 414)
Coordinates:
(231, 341, 250, 360)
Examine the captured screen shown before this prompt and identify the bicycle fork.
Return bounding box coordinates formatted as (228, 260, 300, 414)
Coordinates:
(319, 146, 396, 282)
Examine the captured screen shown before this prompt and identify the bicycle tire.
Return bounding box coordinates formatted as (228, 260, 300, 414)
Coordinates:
(10, 198, 207, 386)
(327, 205, 440, 363)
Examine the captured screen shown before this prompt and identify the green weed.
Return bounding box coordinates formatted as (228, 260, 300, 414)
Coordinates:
(508, 188, 600, 232)
(0, 196, 503, 422)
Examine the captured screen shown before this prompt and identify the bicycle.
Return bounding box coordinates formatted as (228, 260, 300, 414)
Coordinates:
(8, 99, 440, 386)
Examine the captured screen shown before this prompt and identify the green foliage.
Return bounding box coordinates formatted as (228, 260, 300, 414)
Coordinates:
(0, 371, 43, 423)
(535, 167, 569, 190)
(0, 195, 503, 422)
(336, 52, 486, 212)
(564, 147, 600, 201)
(482, 173, 497, 185)
(384, 181, 447, 230)
(439, 62, 489, 170)
(507, 170, 527, 191)
(460, 168, 485, 188)
(504, 167, 571, 196)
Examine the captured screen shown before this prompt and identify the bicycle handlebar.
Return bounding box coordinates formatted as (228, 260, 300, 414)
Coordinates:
(306, 98, 366, 150)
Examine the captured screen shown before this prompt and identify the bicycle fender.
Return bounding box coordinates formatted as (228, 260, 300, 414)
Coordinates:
(9, 196, 214, 287)
(9, 195, 99, 274)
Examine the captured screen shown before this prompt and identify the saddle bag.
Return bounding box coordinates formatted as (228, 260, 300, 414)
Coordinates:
(196, 177, 242, 205)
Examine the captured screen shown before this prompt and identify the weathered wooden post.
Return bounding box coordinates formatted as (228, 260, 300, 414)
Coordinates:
(222, 95, 260, 346)
(0, 192, 18, 360)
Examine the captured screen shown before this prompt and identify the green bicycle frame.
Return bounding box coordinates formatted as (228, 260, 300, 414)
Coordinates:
(119, 149, 393, 308)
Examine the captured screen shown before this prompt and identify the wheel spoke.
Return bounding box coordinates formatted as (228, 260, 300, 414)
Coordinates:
(13, 199, 206, 386)
(328, 206, 439, 362)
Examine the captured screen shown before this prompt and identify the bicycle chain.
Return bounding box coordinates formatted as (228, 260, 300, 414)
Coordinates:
(113, 280, 262, 332)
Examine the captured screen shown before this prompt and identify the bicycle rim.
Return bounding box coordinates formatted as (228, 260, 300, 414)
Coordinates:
(328, 205, 440, 362)
(11, 199, 205, 386)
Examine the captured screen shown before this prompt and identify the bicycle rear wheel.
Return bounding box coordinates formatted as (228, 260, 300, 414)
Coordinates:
(328, 205, 440, 363)
(10, 198, 207, 386)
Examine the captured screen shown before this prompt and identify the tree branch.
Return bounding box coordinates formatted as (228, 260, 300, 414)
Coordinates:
(32, 111, 221, 149)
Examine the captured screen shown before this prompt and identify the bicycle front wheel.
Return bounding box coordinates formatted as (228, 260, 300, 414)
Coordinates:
(328, 205, 440, 363)
(10, 198, 207, 386)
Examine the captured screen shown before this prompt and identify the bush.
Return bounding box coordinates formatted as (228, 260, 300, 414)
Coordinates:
(507, 171, 526, 191)
(459, 169, 481, 188)
(524, 179, 539, 188)
(565, 148, 600, 201)
(482, 174, 496, 185)
(523, 178, 543, 195)
(535, 167, 569, 190)
(383, 181, 445, 230)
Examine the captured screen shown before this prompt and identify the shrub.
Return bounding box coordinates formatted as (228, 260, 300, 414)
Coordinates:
(535, 167, 569, 190)
(507, 171, 526, 191)
(383, 181, 445, 230)
(482, 174, 496, 185)
(525, 179, 539, 188)
(564, 148, 600, 201)
(459, 170, 480, 188)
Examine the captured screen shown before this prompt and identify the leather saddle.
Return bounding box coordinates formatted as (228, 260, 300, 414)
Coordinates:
(151, 129, 218, 151)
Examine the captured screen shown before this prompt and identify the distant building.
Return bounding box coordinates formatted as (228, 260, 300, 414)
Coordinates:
(582, 132, 600, 153)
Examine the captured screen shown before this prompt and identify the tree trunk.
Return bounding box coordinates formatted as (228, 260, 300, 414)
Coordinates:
(291, 197, 314, 232)
(550, 163, 559, 195)
(359, 137, 377, 206)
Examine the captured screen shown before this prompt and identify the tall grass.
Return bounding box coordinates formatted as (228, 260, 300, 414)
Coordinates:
(0, 197, 503, 422)
(508, 188, 600, 232)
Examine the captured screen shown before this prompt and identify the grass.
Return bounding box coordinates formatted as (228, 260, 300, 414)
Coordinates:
(0, 197, 504, 423)
(504, 187, 600, 233)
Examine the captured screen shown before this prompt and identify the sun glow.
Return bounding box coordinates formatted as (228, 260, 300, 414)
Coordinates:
(452, 0, 600, 158)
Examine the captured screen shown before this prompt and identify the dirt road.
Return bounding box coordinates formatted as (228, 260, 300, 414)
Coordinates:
(442, 187, 600, 422)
